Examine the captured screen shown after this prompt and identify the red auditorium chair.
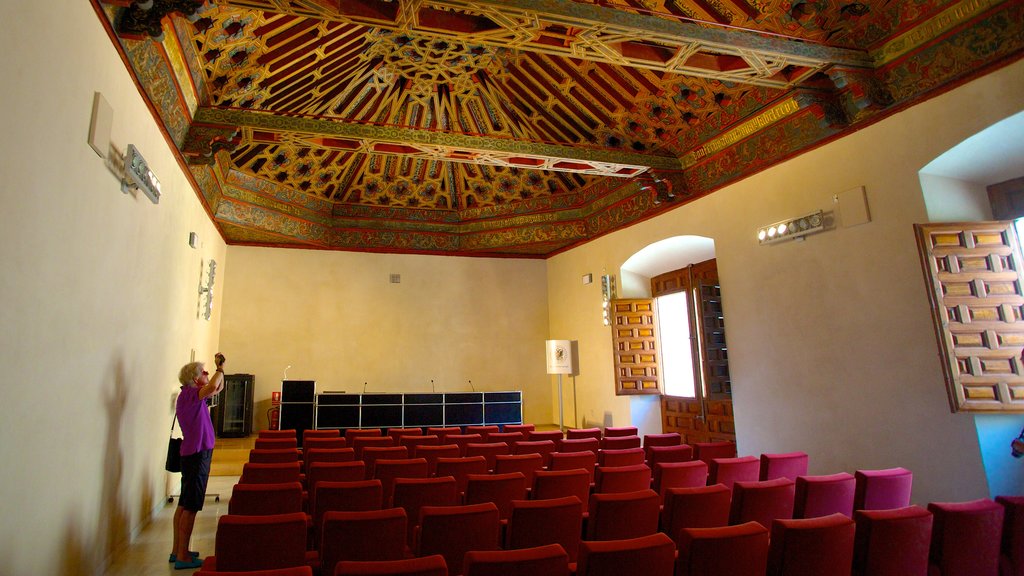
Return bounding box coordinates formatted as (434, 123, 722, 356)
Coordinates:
(412, 444, 460, 476)
(485, 431, 523, 447)
(229, 482, 304, 516)
(319, 508, 409, 575)
(304, 448, 357, 471)
(335, 555, 447, 576)
(303, 438, 349, 452)
(416, 502, 501, 576)
(202, 512, 316, 572)
(312, 480, 383, 544)
(567, 427, 602, 440)
(387, 428, 423, 442)
(241, 462, 303, 485)
(465, 442, 510, 471)
(729, 478, 796, 530)
(494, 453, 544, 487)
(464, 472, 527, 520)
(759, 452, 809, 481)
(529, 430, 565, 442)
(373, 458, 428, 504)
(392, 476, 458, 546)
(400, 434, 440, 451)
(852, 467, 912, 511)
(250, 448, 301, 464)
(642, 433, 681, 461)
(196, 567, 313, 576)
(852, 505, 933, 576)
(767, 513, 855, 576)
(513, 440, 557, 467)
(556, 437, 600, 455)
(693, 441, 737, 466)
(576, 533, 675, 576)
(361, 446, 409, 478)
(446, 433, 484, 456)
(602, 426, 638, 438)
(647, 444, 693, 468)
(503, 423, 536, 434)
(676, 521, 770, 576)
(532, 469, 591, 506)
(255, 437, 299, 451)
(597, 447, 645, 468)
(427, 427, 463, 443)
(794, 473, 855, 519)
(708, 456, 760, 490)
(549, 451, 598, 482)
(997, 495, 1024, 576)
(652, 461, 708, 500)
(434, 456, 488, 494)
(306, 461, 367, 503)
(661, 484, 732, 546)
(345, 428, 382, 443)
(586, 489, 660, 541)
(304, 429, 341, 446)
(600, 435, 641, 451)
(464, 543, 570, 576)
(259, 429, 297, 439)
(927, 498, 1004, 576)
(593, 463, 651, 494)
(465, 425, 500, 437)
(352, 436, 396, 461)
(505, 496, 584, 564)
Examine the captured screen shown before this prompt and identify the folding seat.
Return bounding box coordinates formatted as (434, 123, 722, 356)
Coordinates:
(260, 429, 298, 439)
(652, 461, 708, 500)
(256, 437, 300, 451)
(400, 434, 440, 450)
(852, 505, 932, 576)
(513, 440, 557, 467)
(794, 473, 855, 519)
(600, 435, 641, 451)
(464, 472, 528, 520)
(593, 463, 651, 494)
(201, 512, 317, 572)
(767, 513, 855, 576)
(434, 456, 488, 496)
(446, 433, 484, 456)
(494, 453, 544, 488)
(597, 447, 645, 469)
(303, 429, 341, 447)
(229, 482, 304, 516)
(303, 438, 349, 452)
(345, 428, 383, 443)
(602, 426, 638, 438)
(556, 437, 599, 455)
(927, 498, 1003, 576)
(996, 495, 1024, 576)
(463, 543, 570, 576)
(195, 567, 312, 576)
(412, 444, 460, 476)
(373, 457, 428, 504)
(566, 427, 602, 440)
(352, 436, 396, 461)
(853, 467, 912, 511)
(708, 456, 760, 490)
(392, 476, 459, 546)
(335, 555, 447, 576)
(586, 489, 660, 541)
(416, 502, 501, 576)
(387, 428, 423, 443)
(503, 423, 536, 435)
(532, 469, 591, 507)
(465, 425, 500, 438)
(319, 508, 409, 576)
(729, 478, 796, 530)
(575, 532, 675, 576)
(250, 448, 302, 464)
(759, 452, 809, 481)
(528, 430, 565, 442)
(642, 433, 681, 462)
(427, 426, 462, 443)
(549, 450, 597, 483)
(362, 446, 409, 478)
(313, 480, 384, 540)
(676, 521, 770, 576)
(693, 441, 737, 466)
(241, 462, 303, 485)
(661, 484, 732, 545)
(484, 431, 523, 447)
(464, 442, 510, 471)
(506, 496, 584, 564)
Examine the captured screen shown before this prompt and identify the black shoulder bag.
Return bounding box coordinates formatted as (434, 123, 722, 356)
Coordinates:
(165, 416, 182, 473)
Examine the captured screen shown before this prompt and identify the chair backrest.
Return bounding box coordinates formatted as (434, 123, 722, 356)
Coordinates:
(303, 429, 341, 446)
(853, 505, 933, 576)
(586, 489, 660, 541)
(464, 472, 528, 519)
(335, 554, 447, 576)
(320, 508, 408, 575)
(446, 433, 484, 456)
(314, 480, 384, 535)
(465, 425, 500, 437)
(465, 442, 511, 471)
(464, 543, 570, 576)
(767, 513, 856, 576)
(729, 477, 796, 529)
(652, 461, 708, 500)
(412, 444, 461, 476)
(434, 456, 489, 495)
(602, 426, 638, 438)
(598, 448, 645, 468)
(576, 533, 675, 576)
(401, 434, 441, 450)
(259, 429, 298, 439)
(557, 437, 600, 455)
(927, 498, 1004, 576)
(676, 521, 770, 576)
(494, 453, 544, 486)
(996, 495, 1024, 576)
(502, 424, 536, 435)
(759, 452, 809, 481)
(304, 448, 356, 469)
(794, 472, 855, 519)
(241, 462, 303, 485)
(512, 440, 557, 467)
(307, 461, 367, 501)
(426, 427, 463, 443)
(532, 469, 591, 504)
(392, 476, 459, 545)
(351, 436, 395, 460)
(254, 437, 299, 451)
(853, 467, 913, 511)
(549, 451, 598, 481)
(647, 444, 693, 468)
(229, 482, 304, 516)
(708, 455, 760, 490)
(373, 457, 429, 504)
(249, 448, 301, 464)
(344, 428, 382, 443)
(213, 512, 310, 572)
(528, 430, 565, 442)
(593, 463, 651, 494)
(642, 433, 682, 454)
(566, 427, 602, 440)
(600, 435, 641, 451)
(692, 441, 737, 465)
(387, 428, 424, 442)
(485, 431, 524, 447)
(195, 568, 313, 576)
(506, 496, 583, 563)
(303, 438, 348, 452)
(361, 446, 409, 478)
(661, 484, 732, 546)
(417, 502, 501, 576)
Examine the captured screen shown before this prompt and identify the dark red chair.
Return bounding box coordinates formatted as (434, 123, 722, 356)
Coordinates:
(642, 433, 681, 463)
(997, 495, 1024, 576)
(426, 427, 462, 443)
(708, 456, 760, 490)
(494, 453, 544, 487)
(767, 513, 855, 576)
(566, 427, 602, 440)
(794, 473, 855, 519)
(352, 436, 396, 461)
(465, 442, 511, 471)
(513, 440, 557, 468)
(464, 543, 570, 576)
(853, 468, 912, 511)
(506, 496, 583, 564)
(600, 435, 641, 451)
(387, 428, 423, 443)
(853, 505, 933, 576)
(202, 512, 316, 572)
(392, 476, 459, 546)
(549, 451, 597, 483)
(303, 429, 340, 444)
(303, 439, 349, 452)
(485, 431, 524, 447)
(446, 433, 484, 456)
(250, 448, 301, 464)
(576, 533, 675, 576)
(759, 452, 808, 481)
(503, 424, 536, 435)
(196, 567, 312, 576)
(400, 434, 441, 451)
(593, 464, 651, 494)
(729, 478, 796, 530)
(229, 482, 304, 516)
(602, 426, 638, 438)
(597, 448, 645, 469)
(319, 508, 409, 575)
(304, 448, 356, 469)
(434, 456, 488, 497)
(647, 444, 693, 468)
(255, 437, 299, 451)
(464, 472, 528, 520)
(676, 521, 770, 576)
(557, 437, 600, 455)
(532, 469, 591, 507)
(372, 458, 428, 505)
(335, 555, 447, 576)
(260, 429, 298, 439)
(306, 461, 366, 505)
(586, 489, 660, 541)
(661, 484, 731, 546)
(465, 425, 500, 438)
(313, 480, 384, 543)
(927, 498, 1003, 576)
(345, 429, 382, 443)
(529, 430, 565, 442)
(652, 461, 708, 500)
(693, 442, 737, 466)
(412, 444, 460, 476)
(361, 446, 409, 479)
(416, 503, 501, 576)
(241, 462, 303, 485)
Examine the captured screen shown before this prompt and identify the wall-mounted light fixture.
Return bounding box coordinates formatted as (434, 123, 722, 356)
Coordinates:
(198, 259, 216, 320)
(121, 144, 161, 204)
(601, 274, 617, 325)
(757, 210, 825, 245)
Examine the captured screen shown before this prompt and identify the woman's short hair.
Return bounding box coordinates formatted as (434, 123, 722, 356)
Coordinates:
(178, 361, 204, 386)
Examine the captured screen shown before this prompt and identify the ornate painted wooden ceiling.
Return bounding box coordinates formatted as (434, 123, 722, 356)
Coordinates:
(95, 0, 1022, 256)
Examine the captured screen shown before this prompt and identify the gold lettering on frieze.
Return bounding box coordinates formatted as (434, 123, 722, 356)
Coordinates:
(873, 0, 1002, 65)
(226, 187, 329, 223)
(680, 98, 800, 167)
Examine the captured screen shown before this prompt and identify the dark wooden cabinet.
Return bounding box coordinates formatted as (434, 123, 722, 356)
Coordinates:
(212, 373, 254, 438)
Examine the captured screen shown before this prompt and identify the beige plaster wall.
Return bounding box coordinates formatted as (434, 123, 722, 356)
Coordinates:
(0, 3, 226, 574)
(547, 58, 1024, 506)
(219, 247, 551, 428)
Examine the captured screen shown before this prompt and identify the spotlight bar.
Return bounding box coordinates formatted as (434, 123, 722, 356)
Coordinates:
(757, 210, 824, 245)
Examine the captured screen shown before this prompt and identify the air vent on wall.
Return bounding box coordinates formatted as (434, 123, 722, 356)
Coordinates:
(390, 273, 401, 284)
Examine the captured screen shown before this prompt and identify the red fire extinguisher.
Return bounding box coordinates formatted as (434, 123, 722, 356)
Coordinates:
(268, 391, 281, 430)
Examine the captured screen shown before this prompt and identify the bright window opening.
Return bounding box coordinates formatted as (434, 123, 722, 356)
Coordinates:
(658, 291, 696, 397)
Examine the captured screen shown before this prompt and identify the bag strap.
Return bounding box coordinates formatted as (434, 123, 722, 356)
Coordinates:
(170, 414, 178, 435)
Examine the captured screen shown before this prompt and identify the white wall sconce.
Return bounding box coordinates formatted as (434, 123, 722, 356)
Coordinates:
(198, 259, 216, 320)
(601, 274, 617, 325)
(121, 144, 161, 204)
(757, 210, 825, 245)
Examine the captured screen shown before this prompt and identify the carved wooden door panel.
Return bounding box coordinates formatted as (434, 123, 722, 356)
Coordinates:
(611, 299, 662, 395)
(916, 221, 1024, 412)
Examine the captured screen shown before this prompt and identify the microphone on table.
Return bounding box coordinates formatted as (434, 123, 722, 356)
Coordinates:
(363, 382, 368, 393)
(431, 379, 435, 393)
(468, 379, 475, 392)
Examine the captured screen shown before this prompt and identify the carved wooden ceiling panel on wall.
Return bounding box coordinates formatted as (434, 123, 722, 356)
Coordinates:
(96, 0, 1023, 255)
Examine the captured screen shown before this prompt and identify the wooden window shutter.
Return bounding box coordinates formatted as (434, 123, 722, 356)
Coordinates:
(699, 282, 732, 399)
(915, 221, 1024, 412)
(611, 298, 662, 395)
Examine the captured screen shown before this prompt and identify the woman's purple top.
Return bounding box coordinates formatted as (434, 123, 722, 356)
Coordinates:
(177, 385, 215, 456)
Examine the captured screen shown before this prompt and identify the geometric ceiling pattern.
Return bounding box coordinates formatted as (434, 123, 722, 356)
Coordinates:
(96, 0, 1023, 256)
